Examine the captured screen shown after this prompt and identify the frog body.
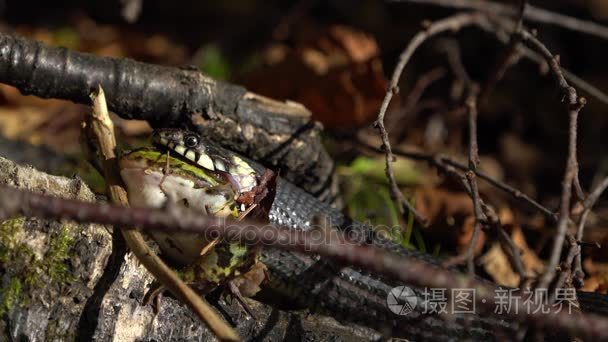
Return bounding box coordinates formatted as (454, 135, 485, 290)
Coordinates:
(119, 148, 261, 293)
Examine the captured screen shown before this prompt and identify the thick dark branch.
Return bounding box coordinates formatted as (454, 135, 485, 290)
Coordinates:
(0, 32, 335, 199)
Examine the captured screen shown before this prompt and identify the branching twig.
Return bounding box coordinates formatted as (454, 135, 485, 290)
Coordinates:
(398, 1, 608, 107)
(480, 0, 527, 104)
(388, 67, 447, 140)
(517, 30, 587, 292)
(573, 176, 608, 286)
(359, 137, 528, 280)
(374, 12, 491, 227)
(463, 89, 483, 276)
(397, 0, 608, 41)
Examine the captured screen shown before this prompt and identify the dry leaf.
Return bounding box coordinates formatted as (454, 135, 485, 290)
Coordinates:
(481, 243, 520, 287)
(583, 258, 608, 294)
(414, 186, 485, 254)
(481, 208, 544, 286)
(244, 25, 387, 129)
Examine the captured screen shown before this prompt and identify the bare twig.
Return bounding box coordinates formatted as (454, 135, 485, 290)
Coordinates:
(388, 67, 447, 140)
(517, 31, 587, 292)
(550, 235, 581, 303)
(582, 176, 608, 210)
(465, 171, 482, 275)
(374, 12, 491, 227)
(396, 0, 608, 41)
(87, 87, 240, 342)
(463, 88, 483, 275)
(439, 156, 557, 221)
(479, 0, 527, 104)
(399, 1, 608, 107)
(464, 0, 529, 283)
(485, 206, 527, 283)
(573, 176, 608, 286)
(359, 136, 528, 279)
(3, 184, 608, 340)
(358, 138, 557, 222)
(574, 210, 590, 287)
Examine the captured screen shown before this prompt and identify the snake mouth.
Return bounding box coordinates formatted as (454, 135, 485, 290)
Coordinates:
(151, 139, 244, 194)
(151, 129, 258, 194)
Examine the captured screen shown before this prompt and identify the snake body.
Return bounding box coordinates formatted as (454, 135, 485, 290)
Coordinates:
(151, 129, 606, 340)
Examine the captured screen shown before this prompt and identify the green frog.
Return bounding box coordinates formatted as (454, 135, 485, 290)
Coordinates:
(119, 148, 264, 297)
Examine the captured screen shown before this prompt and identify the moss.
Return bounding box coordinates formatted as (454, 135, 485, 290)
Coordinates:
(0, 277, 22, 316)
(0, 218, 75, 316)
(44, 224, 75, 284)
(0, 217, 25, 264)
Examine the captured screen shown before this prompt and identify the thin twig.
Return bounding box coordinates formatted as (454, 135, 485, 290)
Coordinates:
(406, 2, 608, 107)
(574, 209, 591, 287)
(3, 184, 608, 340)
(388, 67, 447, 141)
(518, 30, 587, 292)
(550, 235, 581, 303)
(439, 156, 557, 221)
(479, 0, 527, 104)
(358, 139, 557, 222)
(486, 15, 608, 107)
(366, 136, 527, 279)
(87, 87, 240, 342)
(463, 88, 483, 275)
(396, 0, 608, 41)
(465, 171, 482, 275)
(573, 176, 608, 286)
(582, 176, 608, 210)
(484, 205, 527, 283)
(466, 0, 529, 283)
(374, 12, 490, 227)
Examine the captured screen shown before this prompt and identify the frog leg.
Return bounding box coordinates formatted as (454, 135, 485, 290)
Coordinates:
(227, 280, 257, 320)
(143, 281, 165, 314)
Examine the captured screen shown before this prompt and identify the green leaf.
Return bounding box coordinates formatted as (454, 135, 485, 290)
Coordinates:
(349, 156, 419, 185)
(196, 44, 230, 80)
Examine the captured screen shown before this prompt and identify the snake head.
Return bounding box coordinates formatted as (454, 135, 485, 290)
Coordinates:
(153, 128, 258, 194)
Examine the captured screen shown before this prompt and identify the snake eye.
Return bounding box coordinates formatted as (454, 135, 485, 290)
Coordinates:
(184, 134, 199, 148)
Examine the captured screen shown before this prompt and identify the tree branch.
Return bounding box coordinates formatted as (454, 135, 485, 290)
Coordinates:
(1, 184, 608, 340)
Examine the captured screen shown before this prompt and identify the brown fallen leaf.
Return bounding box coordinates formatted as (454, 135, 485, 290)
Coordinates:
(244, 25, 387, 129)
(481, 242, 520, 287)
(414, 186, 485, 254)
(582, 258, 608, 294)
(481, 208, 544, 286)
